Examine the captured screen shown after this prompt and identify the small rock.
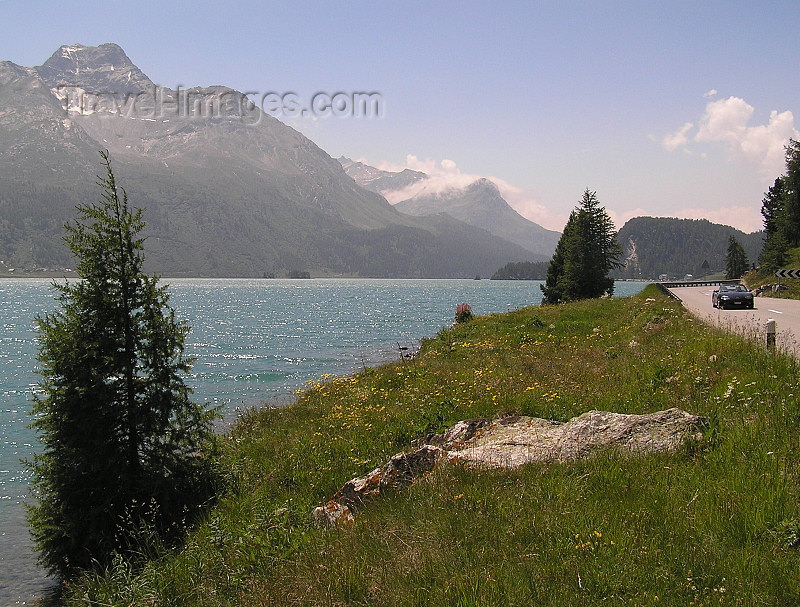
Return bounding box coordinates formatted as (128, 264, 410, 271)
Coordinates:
(314, 445, 444, 526)
(313, 501, 353, 526)
(411, 418, 491, 450)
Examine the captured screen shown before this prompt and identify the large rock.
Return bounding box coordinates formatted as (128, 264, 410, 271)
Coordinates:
(313, 408, 706, 525)
(451, 408, 704, 467)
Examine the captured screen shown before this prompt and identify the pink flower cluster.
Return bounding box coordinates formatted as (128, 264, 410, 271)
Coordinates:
(455, 303, 473, 323)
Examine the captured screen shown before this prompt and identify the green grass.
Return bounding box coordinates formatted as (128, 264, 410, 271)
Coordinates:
(745, 246, 800, 299)
(62, 286, 800, 606)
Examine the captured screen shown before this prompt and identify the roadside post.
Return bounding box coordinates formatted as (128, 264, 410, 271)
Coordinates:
(766, 319, 776, 351)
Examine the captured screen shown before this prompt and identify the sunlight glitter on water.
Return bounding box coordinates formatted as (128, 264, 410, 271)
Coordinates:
(0, 278, 645, 604)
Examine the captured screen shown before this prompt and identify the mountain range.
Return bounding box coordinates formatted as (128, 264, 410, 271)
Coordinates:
(0, 44, 766, 281)
(339, 155, 769, 280)
(0, 43, 547, 278)
(339, 158, 561, 258)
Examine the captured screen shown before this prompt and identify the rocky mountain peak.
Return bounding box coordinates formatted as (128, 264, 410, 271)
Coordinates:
(339, 157, 427, 194)
(467, 177, 500, 194)
(0, 61, 33, 86)
(341, 158, 560, 258)
(35, 43, 154, 93)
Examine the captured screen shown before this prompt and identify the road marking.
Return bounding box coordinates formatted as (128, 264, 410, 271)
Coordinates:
(768, 309, 783, 314)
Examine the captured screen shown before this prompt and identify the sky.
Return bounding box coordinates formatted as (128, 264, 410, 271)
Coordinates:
(1, 0, 799, 233)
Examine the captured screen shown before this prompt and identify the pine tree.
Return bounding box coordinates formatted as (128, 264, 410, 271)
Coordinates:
(541, 190, 622, 304)
(759, 140, 800, 270)
(760, 177, 789, 270)
(725, 236, 749, 279)
(782, 139, 800, 246)
(761, 177, 787, 239)
(28, 151, 219, 579)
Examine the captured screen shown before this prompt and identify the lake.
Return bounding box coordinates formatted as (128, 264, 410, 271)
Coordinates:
(0, 278, 646, 604)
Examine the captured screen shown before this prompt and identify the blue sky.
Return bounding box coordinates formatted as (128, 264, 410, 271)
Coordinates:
(2, 0, 798, 232)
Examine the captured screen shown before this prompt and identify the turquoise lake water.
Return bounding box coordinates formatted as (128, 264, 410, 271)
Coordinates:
(0, 278, 646, 604)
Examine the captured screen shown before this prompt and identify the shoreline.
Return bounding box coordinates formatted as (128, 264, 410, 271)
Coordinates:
(1, 280, 641, 604)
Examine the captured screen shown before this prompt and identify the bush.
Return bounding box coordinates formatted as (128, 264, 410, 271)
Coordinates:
(455, 303, 473, 323)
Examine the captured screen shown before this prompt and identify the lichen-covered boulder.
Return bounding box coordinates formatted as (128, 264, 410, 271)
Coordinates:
(314, 408, 706, 526)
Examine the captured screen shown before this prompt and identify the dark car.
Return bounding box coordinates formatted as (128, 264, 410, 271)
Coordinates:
(712, 284, 754, 309)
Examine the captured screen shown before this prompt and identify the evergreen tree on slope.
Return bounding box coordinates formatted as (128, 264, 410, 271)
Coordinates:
(28, 152, 219, 579)
(760, 139, 800, 270)
(725, 235, 749, 279)
(541, 189, 622, 304)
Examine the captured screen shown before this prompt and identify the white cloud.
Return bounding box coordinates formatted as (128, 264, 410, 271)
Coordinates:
(607, 208, 649, 231)
(672, 204, 763, 233)
(440, 158, 458, 172)
(695, 96, 754, 143)
(662, 122, 694, 152)
(663, 96, 800, 181)
(703, 89, 718, 98)
(378, 155, 477, 202)
(372, 155, 567, 231)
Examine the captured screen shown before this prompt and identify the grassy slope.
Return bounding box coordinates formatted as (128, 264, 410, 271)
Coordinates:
(745, 247, 800, 300)
(68, 286, 800, 606)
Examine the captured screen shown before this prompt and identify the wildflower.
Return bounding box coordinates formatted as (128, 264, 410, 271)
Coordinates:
(455, 303, 473, 323)
(723, 381, 736, 399)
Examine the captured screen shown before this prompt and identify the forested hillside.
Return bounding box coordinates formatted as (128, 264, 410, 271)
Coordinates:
(491, 260, 549, 280)
(614, 217, 763, 279)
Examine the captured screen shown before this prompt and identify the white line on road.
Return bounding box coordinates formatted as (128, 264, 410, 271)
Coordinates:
(768, 309, 784, 314)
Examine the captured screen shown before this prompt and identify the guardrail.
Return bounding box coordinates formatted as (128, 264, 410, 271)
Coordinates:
(658, 279, 741, 288)
(654, 283, 682, 302)
(654, 279, 743, 303)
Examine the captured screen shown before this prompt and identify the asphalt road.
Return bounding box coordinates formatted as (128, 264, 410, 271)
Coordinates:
(671, 286, 800, 356)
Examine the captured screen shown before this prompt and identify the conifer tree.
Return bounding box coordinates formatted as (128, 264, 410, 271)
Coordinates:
(759, 140, 800, 270)
(541, 190, 622, 304)
(28, 151, 219, 579)
(782, 139, 800, 246)
(725, 235, 749, 279)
